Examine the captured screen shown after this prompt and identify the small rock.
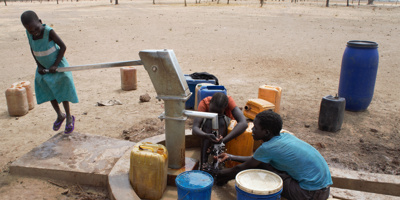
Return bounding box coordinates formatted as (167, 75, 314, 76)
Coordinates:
(316, 142, 326, 148)
(359, 138, 364, 143)
(82, 112, 88, 115)
(124, 136, 130, 140)
(304, 124, 310, 128)
(331, 158, 339, 163)
(15, 117, 19, 120)
(140, 93, 151, 102)
(122, 130, 130, 135)
(61, 189, 69, 195)
(370, 128, 378, 133)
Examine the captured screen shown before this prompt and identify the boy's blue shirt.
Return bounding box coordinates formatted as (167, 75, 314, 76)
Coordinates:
(253, 132, 332, 191)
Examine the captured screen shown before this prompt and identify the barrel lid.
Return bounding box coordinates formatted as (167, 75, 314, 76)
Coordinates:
(200, 85, 226, 90)
(235, 169, 282, 195)
(175, 170, 214, 189)
(347, 40, 378, 48)
(323, 95, 345, 102)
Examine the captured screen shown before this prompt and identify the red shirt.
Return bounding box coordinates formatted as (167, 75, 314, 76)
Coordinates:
(197, 96, 237, 120)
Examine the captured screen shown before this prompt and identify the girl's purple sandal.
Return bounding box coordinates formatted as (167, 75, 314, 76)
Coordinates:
(53, 115, 65, 131)
(64, 116, 75, 134)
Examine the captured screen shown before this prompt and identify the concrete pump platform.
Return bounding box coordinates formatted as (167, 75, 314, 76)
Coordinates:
(10, 132, 135, 187)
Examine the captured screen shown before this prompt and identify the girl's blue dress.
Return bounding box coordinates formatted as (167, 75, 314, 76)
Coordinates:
(27, 24, 78, 104)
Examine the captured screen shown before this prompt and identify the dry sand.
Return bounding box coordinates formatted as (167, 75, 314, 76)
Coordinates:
(0, 0, 399, 198)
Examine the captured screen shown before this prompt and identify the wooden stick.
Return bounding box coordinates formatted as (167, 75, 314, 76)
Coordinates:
(47, 180, 67, 189)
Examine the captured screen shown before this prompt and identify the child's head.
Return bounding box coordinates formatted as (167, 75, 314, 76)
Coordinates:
(253, 110, 282, 139)
(21, 10, 43, 37)
(209, 92, 229, 115)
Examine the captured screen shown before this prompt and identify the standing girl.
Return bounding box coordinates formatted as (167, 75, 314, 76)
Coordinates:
(21, 10, 78, 134)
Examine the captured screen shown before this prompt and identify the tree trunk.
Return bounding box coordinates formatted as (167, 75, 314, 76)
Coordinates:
(4, 0, 7, 6)
(347, 0, 349, 6)
(260, 0, 264, 7)
(326, 0, 329, 7)
(115, 0, 118, 4)
(367, 0, 373, 4)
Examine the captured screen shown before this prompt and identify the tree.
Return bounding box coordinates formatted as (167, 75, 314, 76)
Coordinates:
(367, 0, 374, 4)
(326, 0, 329, 7)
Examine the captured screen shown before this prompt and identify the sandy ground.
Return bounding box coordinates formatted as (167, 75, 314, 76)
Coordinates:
(0, 0, 399, 199)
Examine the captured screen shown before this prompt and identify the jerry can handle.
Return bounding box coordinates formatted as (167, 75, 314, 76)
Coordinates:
(139, 145, 155, 152)
(138, 143, 166, 155)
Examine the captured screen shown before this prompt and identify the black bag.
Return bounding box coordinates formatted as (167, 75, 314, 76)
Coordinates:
(189, 72, 219, 85)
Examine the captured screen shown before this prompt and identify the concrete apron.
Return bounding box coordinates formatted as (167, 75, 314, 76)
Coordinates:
(9, 131, 400, 200)
(10, 132, 135, 187)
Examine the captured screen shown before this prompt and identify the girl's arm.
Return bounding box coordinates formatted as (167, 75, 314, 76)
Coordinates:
(48, 29, 66, 73)
(192, 117, 222, 143)
(222, 106, 247, 144)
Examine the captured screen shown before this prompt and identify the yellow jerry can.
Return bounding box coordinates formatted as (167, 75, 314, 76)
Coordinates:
(12, 81, 35, 110)
(225, 120, 254, 168)
(129, 142, 168, 200)
(243, 99, 275, 120)
(194, 83, 214, 110)
(5, 85, 29, 116)
(258, 85, 282, 113)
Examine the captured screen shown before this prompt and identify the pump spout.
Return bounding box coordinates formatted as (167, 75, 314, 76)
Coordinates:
(183, 110, 218, 131)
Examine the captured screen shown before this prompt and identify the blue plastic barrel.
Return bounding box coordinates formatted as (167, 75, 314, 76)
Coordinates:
(236, 186, 283, 200)
(197, 85, 227, 107)
(338, 40, 379, 111)
(184, 75, 216, 109)
(175, 170, 214, 200)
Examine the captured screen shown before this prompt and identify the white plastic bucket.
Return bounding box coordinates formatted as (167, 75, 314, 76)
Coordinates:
(235, 169, 283, 200)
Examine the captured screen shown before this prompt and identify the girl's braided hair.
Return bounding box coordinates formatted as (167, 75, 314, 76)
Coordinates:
(210, 92, 229, 109)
